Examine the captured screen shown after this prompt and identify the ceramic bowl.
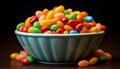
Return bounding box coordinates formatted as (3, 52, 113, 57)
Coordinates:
(15, 30, 105, 64)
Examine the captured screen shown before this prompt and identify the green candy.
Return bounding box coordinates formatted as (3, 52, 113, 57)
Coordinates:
(33, 21, 41, 28)
(32, 28, 41, 33)
(68, 13, 77, 20)
(26, 55, 34, 64)
(98, 56, 107, 63)
(64, 10, 69, 15)
(16, 22, 25, 30)
(50, 24, 59, 31)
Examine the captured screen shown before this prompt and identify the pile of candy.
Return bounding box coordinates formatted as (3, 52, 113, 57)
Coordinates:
(10, 49, 112, 67)
(16, 5, 106, 34)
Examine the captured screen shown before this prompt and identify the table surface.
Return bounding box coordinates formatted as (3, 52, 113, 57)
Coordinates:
(0, 32, 120, 69)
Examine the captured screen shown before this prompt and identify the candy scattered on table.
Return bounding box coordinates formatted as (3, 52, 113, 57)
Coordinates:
(77, 49, 112, 67)
(16, 5, 106, 34)
(10, 49, 112, 66)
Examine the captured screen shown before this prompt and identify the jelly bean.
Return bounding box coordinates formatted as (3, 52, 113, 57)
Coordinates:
(76, 14, 84, 22)
(78, 60, 89, 67)
(32, 28, 41, 33)
(19, 50, 28, 57)
(64, 10, 69, 15)
(28, 27, 33, 33)
(101, 25, 106, 31)
(88, 57, 98, 65)
(67, 8, 73, 13)
(19, 26, 28, 32)
(69, 30, 78, 34)
(55, 28, 64, 34)
(75, 23, 83, 31)
(54, 5, 64, 13)
(30, 16, 38, 25)
(51, 18, 60, 24)
(20, 58, 30, 65)
(54, 13, 64, 19)
(63, 31, 69, 34)
(33, 21, 40, 28)
(95, 49, 105, 56)
(90, 27, 98, 32)
(16, 22, 25, 30)
(50, 24, 59, 31)
(16, 54, 26, 61)
(40, 26, 49, 33)
(39, 15, 46, 22)
(56, 21, 64, 28)
(103, 52, 112, 60)
(73, 11, 81, 15)
(10, 52, 19, 60)
(84, 16, 94, 22)
(81, 11, 88, 17)
(44, 31, 52, 34)
(96, 23, 102, 32)
(25, 17, 32, 28)
(26, 56, 34, 63)
(64, 25, 73, 32)
(46, 10, 54, 20)
(35, 10, 43, 18)
(67, 20, 79, 27)
(80, 27, 88, 33)
(40, 20, 52, 26)
(42, 8, 49, 15)
(61, 17, 68, 23)
(87, 22, 96, 29)
(98, 56, 106, 63)
(68, 13, 77, 20)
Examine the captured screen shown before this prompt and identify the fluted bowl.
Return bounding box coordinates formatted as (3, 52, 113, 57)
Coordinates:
(15, 30, 105, 64)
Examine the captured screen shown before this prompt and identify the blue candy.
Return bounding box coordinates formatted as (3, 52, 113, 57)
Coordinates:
(84, 16, 93, 22)
(69, 30, 78, 34)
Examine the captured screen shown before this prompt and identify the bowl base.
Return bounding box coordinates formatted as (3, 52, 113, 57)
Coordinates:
(38, 61, 78, 65)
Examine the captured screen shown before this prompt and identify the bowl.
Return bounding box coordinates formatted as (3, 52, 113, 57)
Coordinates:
(15, 30, 105, 64)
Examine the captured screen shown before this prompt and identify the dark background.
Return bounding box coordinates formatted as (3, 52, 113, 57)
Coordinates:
(1, 0, 119, 33)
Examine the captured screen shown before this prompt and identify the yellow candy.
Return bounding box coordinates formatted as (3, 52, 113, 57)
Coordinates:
(64, 25, 73, 32)
(25, 17, 32, 28)
(73, 11, 81, 15)
(28, 27, 33, 33)
(10, 52, 19, 60)
(54, 5, 65, 13)
(63, 31, 69, 34)
(40, 20, 52, 26)
(88, 57, 98, 65)
(46, 10, 54, 19)
(90, 27, 98, 32)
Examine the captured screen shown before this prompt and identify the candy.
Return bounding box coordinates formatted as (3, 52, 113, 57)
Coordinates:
(16, 22, 25, 30)
(78, 60, 89, 67)
(68, 13, 77, 20)
(16, 5, 107, 34)
(10, 52, 19, 60)
(88, 57, 98, 65)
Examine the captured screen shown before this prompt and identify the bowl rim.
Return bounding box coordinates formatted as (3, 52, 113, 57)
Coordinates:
(15, 30, 105, 37)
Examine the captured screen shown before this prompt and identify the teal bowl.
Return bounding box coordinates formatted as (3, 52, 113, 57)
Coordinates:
(15, 30, 105, 64)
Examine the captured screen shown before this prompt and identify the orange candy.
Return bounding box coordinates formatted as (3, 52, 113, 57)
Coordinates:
(78, 60, 89, 67)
